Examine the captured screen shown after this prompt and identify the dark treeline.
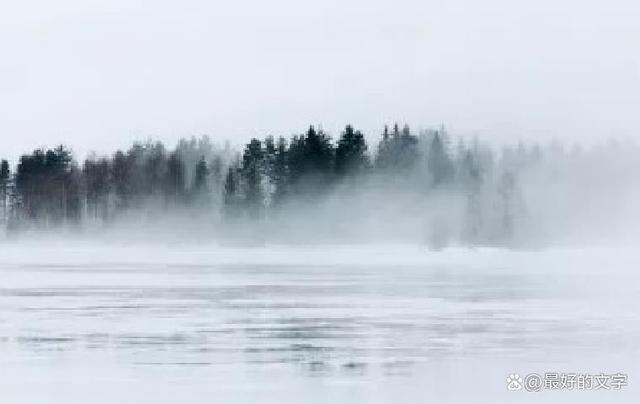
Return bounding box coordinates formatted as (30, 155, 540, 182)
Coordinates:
(1, 125, 637, 246)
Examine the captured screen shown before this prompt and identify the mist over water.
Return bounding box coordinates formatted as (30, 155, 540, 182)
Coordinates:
(3, 1, 640, 402)
(1, 244, 639, 403)
(1, 127, 639, 404)
(1, 127, 639, 248)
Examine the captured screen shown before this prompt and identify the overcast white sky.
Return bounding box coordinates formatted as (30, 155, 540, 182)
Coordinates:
(1, 0, 639, 160)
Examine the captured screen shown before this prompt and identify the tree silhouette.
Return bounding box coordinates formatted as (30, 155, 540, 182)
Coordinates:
(241, 138, 264, 219)
(0, 160, 9, 224)
(288, 126, 334, 195)
(165, 151, 185, 205)
(271, 136, 289, 205)
(335, 125, 369, 177)
(375, 123, 419, 172)
(83, 155, 111, 221)
(427, 131, 454, 186)
(191, 156, 210, 205)
(0, 124, 547, 245)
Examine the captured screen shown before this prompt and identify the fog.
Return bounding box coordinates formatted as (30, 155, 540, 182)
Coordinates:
(3, 0, 640, 247)
(1, 128, 638, 248)
(2, 2, 640, 402)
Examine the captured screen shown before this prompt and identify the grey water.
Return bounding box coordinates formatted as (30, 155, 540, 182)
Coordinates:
(1, 245, 639, 403)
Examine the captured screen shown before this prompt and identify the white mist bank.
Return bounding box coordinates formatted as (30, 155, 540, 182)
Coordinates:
(1, 241, 639, 273)
(4, 134, 639, 249)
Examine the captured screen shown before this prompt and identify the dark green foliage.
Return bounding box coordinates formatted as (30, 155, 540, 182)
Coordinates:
(83, 156, 111, 220)
(335, 125, 369, 177)
(165, 151, 186, 205)
(241, 138, 264, 218)
(271, 136, 289, 205)
(1, 160, 10, 224)
(288, 126, 335, 195)
(15, 145, 80, 225)
(144, 141, 168, 196)
(193, 157, 209, 194)
(0, 124, 532, 245)
(223, 163, 241, 218)
(111, 150, 130, 209)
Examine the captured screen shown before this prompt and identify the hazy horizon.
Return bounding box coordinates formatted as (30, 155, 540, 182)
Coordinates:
(3, 3, 640, 403)
(2, 0, 640, 161)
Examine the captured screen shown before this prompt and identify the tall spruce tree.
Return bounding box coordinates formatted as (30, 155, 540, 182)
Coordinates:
(271, 136, 289, 205)
(335, 125, 369, 177)
(0, 160, 9, 224)
(192, 156, 210, 206)
(375, 123, 419, 172)
(427, 131, 454, 186)
(288, 126, 334, 195)
(83, 156, 111, 221)
(165, 151, 185, 205)
(241, 139, 264, 219)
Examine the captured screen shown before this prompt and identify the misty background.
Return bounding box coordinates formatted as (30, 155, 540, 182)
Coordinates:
(1, 0, 640, 162)
(1, 1, 639, 246)
(1, 126, 638, 247)
(2, 3, 640, 403)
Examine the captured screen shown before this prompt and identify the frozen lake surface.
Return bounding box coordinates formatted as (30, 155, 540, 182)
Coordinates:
(1, 243, 639, 403)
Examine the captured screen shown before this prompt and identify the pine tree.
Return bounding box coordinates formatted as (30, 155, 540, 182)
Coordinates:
(335, 125, 369, 177)
(427, 131, 454, 186)
(111, 150, 130, 210)
(14, 146, 77, 226)
(165, 151, 185, 205)
(375, 125, 391, 169)
(191, 156, 210, 206)
(241, 139, 264, 219)
(375, 123, 419, 172)
(272, 136, 289, 205)
(144, 141, 167, 197)
(194, 157, 209, 193)
(83, 156, 111, 221)
(223, 163, 240, 218)
(459, 149, 483, 243)
(262, 136, 277, 208)
(288, 126, 334, 195)
(0, 160, 9, 225)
